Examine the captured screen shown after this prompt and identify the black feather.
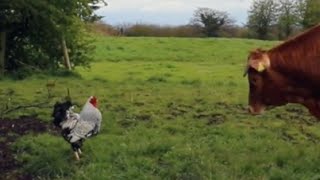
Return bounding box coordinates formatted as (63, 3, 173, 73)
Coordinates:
(52, 100, 84, 155)
(52, 101, 73, 128)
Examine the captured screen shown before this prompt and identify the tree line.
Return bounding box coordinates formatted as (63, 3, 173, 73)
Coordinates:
(193, 0, 320, 39)
(0, 0, 319, 77)
(247, 0, 320, 40)
(98, 0, 319, 40)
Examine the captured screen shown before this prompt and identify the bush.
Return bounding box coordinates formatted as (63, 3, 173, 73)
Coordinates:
(122, 24, 201, 37)
(89, 22, 119, 36)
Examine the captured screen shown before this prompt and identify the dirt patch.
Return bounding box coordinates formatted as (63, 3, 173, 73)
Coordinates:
(193, 112, 227, 125)
(167, 102, 192, 118)
(0, 115, 56, 180)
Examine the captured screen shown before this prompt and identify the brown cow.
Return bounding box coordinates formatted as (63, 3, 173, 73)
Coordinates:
(244, 24, 320, 118)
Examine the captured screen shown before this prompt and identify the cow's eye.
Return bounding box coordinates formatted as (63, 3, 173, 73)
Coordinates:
(250, 77, 258, 85)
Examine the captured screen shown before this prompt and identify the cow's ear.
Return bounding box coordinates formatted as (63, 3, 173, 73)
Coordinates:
(248, 54, 270, 72)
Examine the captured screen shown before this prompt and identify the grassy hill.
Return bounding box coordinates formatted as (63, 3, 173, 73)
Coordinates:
(2, 36, 320, 179)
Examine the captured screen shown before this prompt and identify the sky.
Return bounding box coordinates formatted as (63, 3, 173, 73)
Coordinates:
(96, 0, 254, 26)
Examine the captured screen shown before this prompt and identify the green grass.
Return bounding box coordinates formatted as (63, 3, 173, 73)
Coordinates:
(4, 36, 320, 179)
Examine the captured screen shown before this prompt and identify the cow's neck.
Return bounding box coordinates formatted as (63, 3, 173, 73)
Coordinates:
(284, 93, 320, 118)
(267, 52, 320, 85)
(267, 54, 320, 118)
(264, 25, 320, 118)
(267, 24, 320, 77)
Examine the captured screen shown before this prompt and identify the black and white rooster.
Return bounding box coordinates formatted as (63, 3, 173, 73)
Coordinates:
(52, 96, 102, 160)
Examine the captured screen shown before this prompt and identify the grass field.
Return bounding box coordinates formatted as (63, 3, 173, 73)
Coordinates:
(2, 36, 320, 179)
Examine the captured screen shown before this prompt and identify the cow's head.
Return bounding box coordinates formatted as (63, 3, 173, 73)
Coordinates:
(244, 49, 287, 115)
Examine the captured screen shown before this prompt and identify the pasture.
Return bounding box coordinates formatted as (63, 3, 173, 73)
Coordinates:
(2, 36, 320, 179)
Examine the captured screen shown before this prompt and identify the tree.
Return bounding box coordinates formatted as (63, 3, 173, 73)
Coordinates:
(190, 8, 234, 37)
(0, 0, 107, 77)
(277, 0, 300, 39)
(247, 0, 279, 40)
(300, 0, 320, 28)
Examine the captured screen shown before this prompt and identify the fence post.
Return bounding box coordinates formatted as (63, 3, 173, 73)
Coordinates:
(0, 31, 6, 76)
(62, 37, 71, 70)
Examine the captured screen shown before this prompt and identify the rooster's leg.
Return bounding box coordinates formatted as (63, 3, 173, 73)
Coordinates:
(71, 143, 81, 160)
(74, 151, 80, 160)
(78, 148, 82, 154)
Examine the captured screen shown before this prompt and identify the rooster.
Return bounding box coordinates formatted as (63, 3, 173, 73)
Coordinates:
(52, 96, 102, 160)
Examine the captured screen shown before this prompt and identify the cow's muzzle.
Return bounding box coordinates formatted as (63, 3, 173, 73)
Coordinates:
(248, 105, 265, 115)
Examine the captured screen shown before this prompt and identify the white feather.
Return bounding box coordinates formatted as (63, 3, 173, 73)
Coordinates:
(61, 107, 80, 130)
(63, 97, 102, 143)
(79, 97, 102, 134)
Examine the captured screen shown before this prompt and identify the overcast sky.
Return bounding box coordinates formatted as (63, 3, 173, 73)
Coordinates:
(96, 0, 254, 26)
